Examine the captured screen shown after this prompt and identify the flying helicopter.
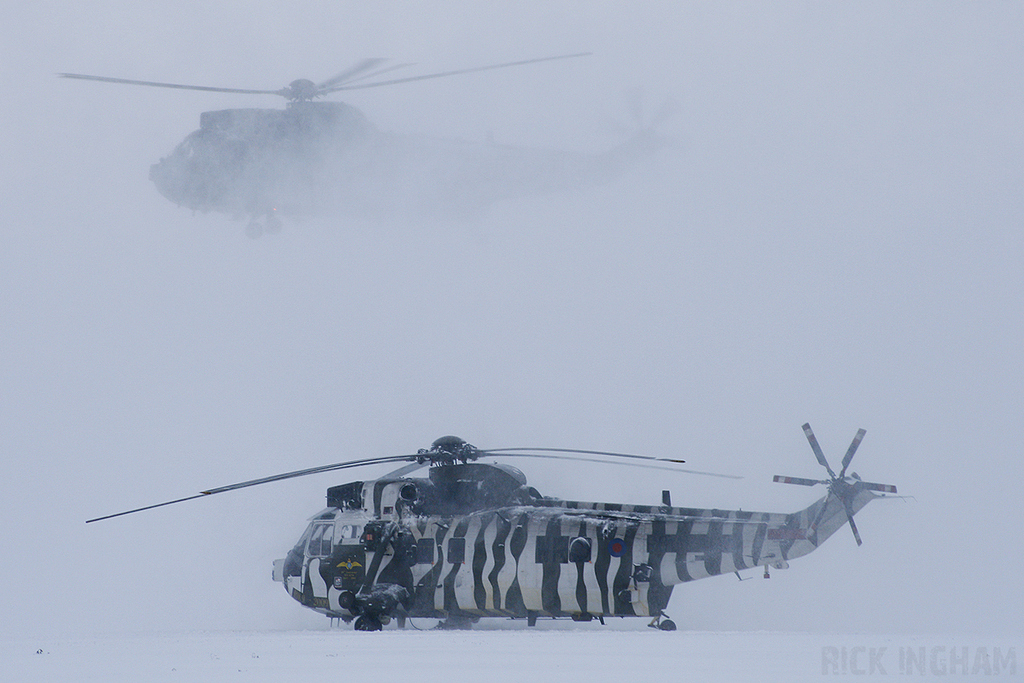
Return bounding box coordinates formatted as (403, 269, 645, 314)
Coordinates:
(60, 54, 667, 236)
(88, 424, 897, 632)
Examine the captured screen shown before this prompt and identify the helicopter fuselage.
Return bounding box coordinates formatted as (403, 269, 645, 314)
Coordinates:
(149, 101, 663, 225)
(84, 429, 894, 631)
(273, 463, 878, 627)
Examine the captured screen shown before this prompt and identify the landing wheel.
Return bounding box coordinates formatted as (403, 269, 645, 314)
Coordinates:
(354, 615, 383, 631)
(649, 612, 677, 631)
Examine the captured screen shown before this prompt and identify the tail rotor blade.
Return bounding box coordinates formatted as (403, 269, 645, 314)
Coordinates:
(838, 428, 866, 479)
(845, 502, 863, 546)
(802, 423, 837, 478)
(808, 497, 831, 542)
(774, 475, 828, 487)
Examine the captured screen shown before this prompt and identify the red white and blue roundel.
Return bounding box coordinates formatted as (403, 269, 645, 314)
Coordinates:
(607, 538, 626, 557)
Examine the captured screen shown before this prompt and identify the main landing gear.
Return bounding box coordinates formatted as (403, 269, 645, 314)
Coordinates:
(648, 612, 677, 631)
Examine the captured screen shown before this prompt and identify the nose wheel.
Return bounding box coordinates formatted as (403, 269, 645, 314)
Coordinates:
(353, 614, 383, 631)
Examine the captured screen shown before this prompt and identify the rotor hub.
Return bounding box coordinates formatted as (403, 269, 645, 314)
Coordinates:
(419, 436, 480, 465)
(283, 79, 319, 101)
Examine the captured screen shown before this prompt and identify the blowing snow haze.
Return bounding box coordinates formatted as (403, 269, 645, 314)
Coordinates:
(1, 1, 1022, 644)
(143, 96, 665, 229)
(65, 54, 665, 233)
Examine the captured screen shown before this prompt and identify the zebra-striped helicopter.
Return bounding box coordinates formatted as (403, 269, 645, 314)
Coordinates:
(86, 425, 897, 631)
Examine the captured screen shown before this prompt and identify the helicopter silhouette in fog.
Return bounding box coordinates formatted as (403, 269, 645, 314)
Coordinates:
(61, 55, 669, 237)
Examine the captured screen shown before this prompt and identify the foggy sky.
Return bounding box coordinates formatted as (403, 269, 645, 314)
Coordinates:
(1, 2, 1022, 638)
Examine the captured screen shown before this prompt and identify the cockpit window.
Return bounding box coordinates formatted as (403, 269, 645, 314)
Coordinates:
(321, 524, 334, 554)
(307, 522, 334, 557)
(307, 525, 324, 556)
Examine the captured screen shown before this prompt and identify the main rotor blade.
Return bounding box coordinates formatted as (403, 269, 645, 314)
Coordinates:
(322, 52, 591, 94)
(487, 448, 737, 481)
(316, 58, 390, 90)
(58, 73, 281, 97)
(484, 446, 685, 464)
(85, 453, 419, 523)
(199, 454, 418, 494)
(334, 62, 415, 86)
(85, 493, 211, 524)
(483, 450, 741, 479)
(838, 428, 866, 479)
(802, 423, 837, 478)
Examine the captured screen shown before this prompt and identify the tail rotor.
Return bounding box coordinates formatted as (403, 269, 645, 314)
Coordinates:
(774, 424, 896, 546)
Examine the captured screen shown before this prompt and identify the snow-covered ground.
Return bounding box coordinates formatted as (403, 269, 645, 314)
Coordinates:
(8, 626, 1018, 682)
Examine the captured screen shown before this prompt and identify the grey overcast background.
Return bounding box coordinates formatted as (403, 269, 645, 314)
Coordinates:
(2, 2, 1021, 638)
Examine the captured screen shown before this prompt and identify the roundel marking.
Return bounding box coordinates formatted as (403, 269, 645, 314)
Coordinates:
(608, 538, 626, 557)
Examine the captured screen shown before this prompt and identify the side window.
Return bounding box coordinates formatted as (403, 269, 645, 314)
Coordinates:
(447, 537, 466, 564)
(535, 535, 570, 564)
(415, 538, 435, 564)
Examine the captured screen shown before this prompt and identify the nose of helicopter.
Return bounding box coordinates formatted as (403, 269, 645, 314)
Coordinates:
(150, 155, 191, 208)
(149, 128, 230, 211)
(150, 131, 254, 214)
(150, 149, 222, 212)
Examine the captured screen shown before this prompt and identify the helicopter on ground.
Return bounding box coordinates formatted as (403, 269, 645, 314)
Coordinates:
(88, 424, 897, 631)
(60, 54, 668, 236)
